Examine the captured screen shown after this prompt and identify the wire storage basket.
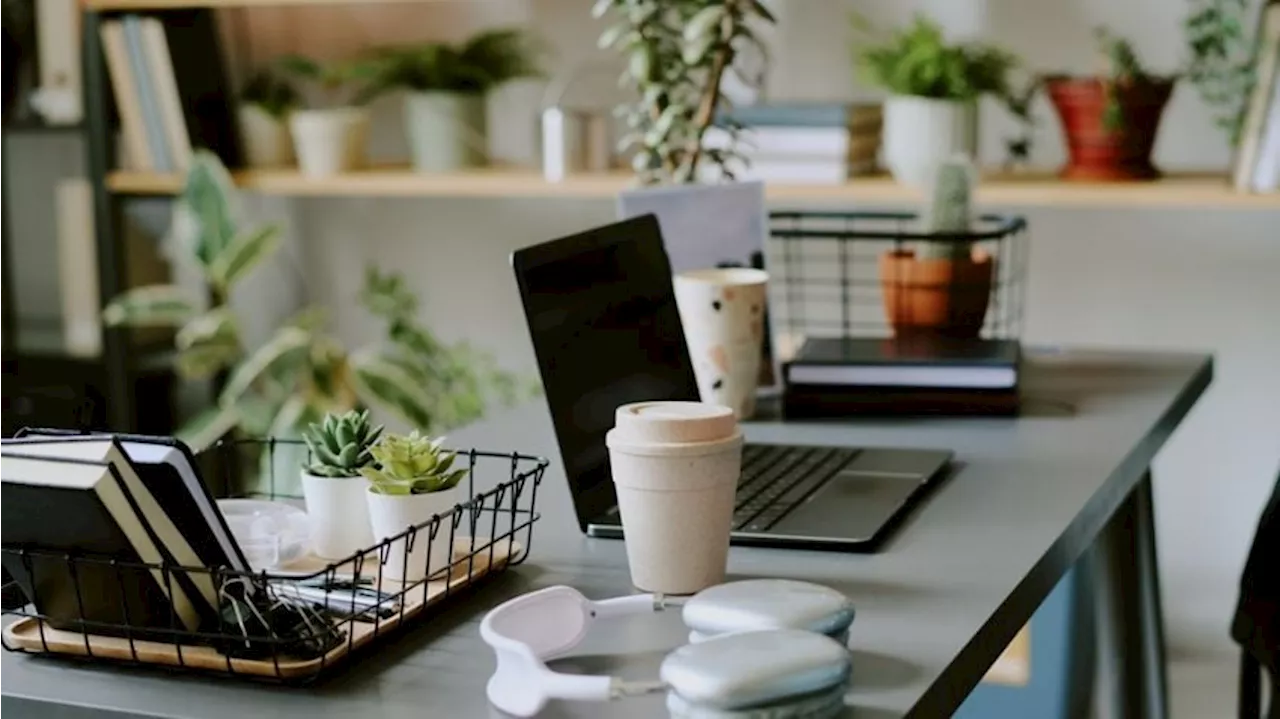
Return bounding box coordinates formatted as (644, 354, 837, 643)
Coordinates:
(1, 435, 547, 683)
(767, 211, 1028, 348)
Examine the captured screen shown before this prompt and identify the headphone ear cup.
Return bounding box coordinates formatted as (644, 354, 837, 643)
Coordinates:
(682, 579, 856, 641)
(665, 681, 848, 719)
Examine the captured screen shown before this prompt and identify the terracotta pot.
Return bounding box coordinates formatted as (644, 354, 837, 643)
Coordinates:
(1044, 75, 1174, 181)
(879, 249, 994, 338)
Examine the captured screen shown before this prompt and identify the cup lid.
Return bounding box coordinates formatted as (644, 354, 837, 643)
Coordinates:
(612, 401, 737, 445)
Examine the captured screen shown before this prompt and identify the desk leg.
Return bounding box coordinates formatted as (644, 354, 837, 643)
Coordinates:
(1091, 471, 1170, 719)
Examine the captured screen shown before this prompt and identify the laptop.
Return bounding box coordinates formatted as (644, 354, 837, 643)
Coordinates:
(511, 215, 952, 552)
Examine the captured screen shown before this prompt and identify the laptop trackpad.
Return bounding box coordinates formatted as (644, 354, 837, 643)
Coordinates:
(771, 471, 929, 541)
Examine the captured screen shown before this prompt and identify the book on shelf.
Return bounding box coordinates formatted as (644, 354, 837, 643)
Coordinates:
(140, 17, 192, 171)
(99, 20, 154, 171)
(709, 101, 884, 182)
(783, 337, 1022, 390)
(122, 16, 172, 172)
(1251, 67, 1280, 192)
(33, 0, 82, 124)
(1235, 3, 1280, 191)
(54, 178, 101, 357)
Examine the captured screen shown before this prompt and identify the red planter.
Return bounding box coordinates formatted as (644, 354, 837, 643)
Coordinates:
(1044, 75, 1175, 181)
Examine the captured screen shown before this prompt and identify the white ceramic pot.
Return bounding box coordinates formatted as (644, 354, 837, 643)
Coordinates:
(366, 486, 459, 583)
(289, 107, 368, 177)
(300, 471, 373, 560)
(404, 91, 487, 172)
(882, 96, 977, 187)
(237, 104, 294, 168)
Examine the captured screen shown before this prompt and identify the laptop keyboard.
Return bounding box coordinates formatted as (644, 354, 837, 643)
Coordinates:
(733, 445, 858, 532)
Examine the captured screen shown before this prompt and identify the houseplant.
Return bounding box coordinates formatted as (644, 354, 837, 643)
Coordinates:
(301, 410, 382, 559)
(1184, 0, 1256, 146)
(855, 15, 1017, 187)
(880, 156, 991, 337)
(1043, 29, 1176, 181)
(362, 431, 468, 581)
(278, 55, 377, 177)
(366, 29, 540, 172)
(595, 0, 777, 184)
(237, 69, 298, 168)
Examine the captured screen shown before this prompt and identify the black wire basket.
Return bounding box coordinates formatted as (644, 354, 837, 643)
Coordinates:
(767, 211, 1029, 347)
(1, 436, 547, 683)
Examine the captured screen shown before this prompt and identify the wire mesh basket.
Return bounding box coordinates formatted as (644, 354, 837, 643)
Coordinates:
(1, 436, 547, 683)
(767, 211, 1028, 349)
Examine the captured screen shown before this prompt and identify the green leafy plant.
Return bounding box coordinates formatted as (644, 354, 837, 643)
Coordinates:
(1185, 0, 1255, 145)
(854, 14, 1017, 101)
(240, 69, 299, 119)
(278, 55, 380, 108)
(1092, 27, 1165, 132)
(103, 151, 531, 463)
(596, 0, 777, 184)
(302, 410, 383, 478)
(362, 431, 467, 495)
(365, 28, 541, 95)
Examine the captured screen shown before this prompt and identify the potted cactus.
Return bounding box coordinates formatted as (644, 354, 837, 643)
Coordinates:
(300, 410, 383, 559)
(880, 157, 992, 338)
(362, 431, 468, 582)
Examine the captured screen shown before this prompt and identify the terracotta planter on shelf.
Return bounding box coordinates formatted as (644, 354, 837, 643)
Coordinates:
(879, 249, 993, 339)
(1044, 75, 1175, 181)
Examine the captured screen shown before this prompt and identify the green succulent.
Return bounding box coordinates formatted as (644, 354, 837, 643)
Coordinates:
(302, 410, 384, 478)
(362, 431, 468, 495)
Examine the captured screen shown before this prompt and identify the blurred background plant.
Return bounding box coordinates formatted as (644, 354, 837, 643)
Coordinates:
(1184, 0, 1256, 145)
(239, 69, 299, 120)
(853, 14, 1017, 102)
(277, 55, 380, 108)
(364, 28, 541, 95)
(595, 0, 777, 184)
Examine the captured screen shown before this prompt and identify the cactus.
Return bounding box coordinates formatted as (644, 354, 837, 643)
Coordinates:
(362, 431, 469, 495)
(921, 156, 975, 261)
(301, 410, 384, 478)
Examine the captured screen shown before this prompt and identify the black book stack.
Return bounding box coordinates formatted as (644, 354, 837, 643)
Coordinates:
(782, 336, 1022, 417)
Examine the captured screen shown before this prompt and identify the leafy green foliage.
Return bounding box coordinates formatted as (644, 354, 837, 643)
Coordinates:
(240, 69, 299, 119)
(302, 409, 384, 478)
(365, 29, 541, 96)
(854, 14, 1017, 101)
(597, 0, 776, 184)
(277, 54, 380, 108)
(361, 431, 468, 495)
(1184, 0, 1254, 145)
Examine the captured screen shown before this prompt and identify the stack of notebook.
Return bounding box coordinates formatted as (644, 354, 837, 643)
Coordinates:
(782, 336, 1022, 417)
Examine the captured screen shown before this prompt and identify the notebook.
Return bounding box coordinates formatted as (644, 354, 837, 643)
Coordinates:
(784, 337, 1021, 389)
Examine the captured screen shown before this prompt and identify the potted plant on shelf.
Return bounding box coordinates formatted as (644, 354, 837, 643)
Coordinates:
(366, 29, 541, 173)
(854, 14, 1017, 187)
(595, 0, 777, 184)
(880, 156, 991, 338)
(1043, 29, 1176, 181)
(362, 431, 468, 582)
(237, 69, 298, 169)
(300, 410, 383, 559)
(279, 55, 377, 177)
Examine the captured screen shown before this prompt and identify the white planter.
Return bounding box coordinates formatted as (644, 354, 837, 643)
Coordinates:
(289, 107, 368, 178)
(237, 104, 294, 168)
(882, 96, 977, 187)
(300, 471, 373, 560)
(366, 486, 459, 583)
(404, 91, 487, 172)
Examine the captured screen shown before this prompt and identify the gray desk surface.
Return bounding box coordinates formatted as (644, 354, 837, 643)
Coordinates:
(2, 349, 1212, 719)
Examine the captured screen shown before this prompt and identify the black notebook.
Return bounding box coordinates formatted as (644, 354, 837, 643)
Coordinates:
(784, 337, 1021, 389)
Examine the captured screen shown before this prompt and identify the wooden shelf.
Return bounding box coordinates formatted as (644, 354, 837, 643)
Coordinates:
(104, 168, 1280, 209)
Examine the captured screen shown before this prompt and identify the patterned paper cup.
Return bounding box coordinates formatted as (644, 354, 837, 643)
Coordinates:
(673, 268, 768, 418)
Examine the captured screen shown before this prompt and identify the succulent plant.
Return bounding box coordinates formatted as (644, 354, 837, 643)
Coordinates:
(362, 431, 468, 495)
(302, 410, 384, 478)
(922, 157, 975, 261)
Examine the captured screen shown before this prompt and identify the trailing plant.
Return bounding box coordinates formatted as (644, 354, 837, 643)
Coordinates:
(278, 55, 380, 108)
(853, 14, 1017, 102)
(596, 0, 777, 184)
(102, 151, 531, 463)
(302, 409, 383, 478)
(362, 431, 468, 495)
(1184, 0, 1255, 145)
(365, 28, 541, 95)
(240, 69, 299, 119)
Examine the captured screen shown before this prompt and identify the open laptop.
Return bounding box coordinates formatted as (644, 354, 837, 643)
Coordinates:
(511, 215, 952, 552)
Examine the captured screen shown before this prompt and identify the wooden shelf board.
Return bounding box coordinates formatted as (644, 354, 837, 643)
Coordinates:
(104, 168, 1280, 208)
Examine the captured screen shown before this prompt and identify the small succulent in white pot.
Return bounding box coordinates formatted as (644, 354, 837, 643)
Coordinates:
(300, 410, 383, 559)
(362, 431, 469, 582)
(237, 69, 298, 168)
(279, 55, 378, 177)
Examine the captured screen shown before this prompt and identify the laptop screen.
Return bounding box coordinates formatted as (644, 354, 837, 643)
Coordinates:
(512, 215, 699, 526)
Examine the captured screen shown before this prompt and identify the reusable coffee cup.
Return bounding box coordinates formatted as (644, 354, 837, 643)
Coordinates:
(605, 401, 743, 595)
(673, 268, 769, 419)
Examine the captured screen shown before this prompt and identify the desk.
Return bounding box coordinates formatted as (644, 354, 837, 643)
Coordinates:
(1, 349, 1212, 718)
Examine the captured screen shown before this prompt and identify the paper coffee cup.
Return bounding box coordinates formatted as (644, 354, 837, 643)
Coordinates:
(673, 269, 768, 418)
(606, 401, 742, 595)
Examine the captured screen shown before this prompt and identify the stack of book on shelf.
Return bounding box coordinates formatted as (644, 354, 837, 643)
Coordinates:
(706, 102, 883, 184)
(1235, 2, 1280, 193)
(98, 14, 239, 173)
(782, 336, 1022, 417)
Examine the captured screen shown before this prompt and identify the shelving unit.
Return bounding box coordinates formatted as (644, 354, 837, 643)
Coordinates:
(104, 168, 1280, 209)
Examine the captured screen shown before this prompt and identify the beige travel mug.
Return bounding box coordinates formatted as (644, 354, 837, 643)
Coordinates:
(605, 401, 743, 594)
